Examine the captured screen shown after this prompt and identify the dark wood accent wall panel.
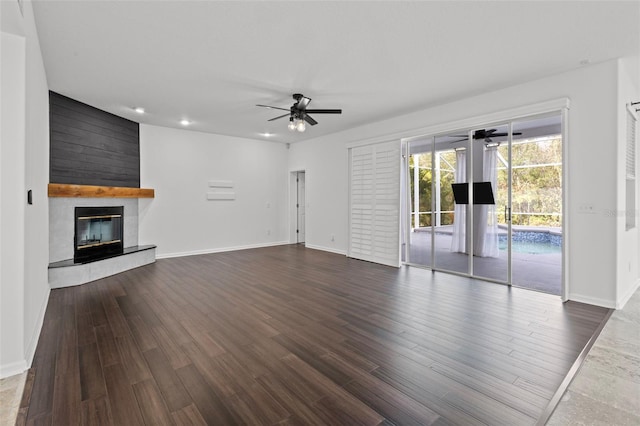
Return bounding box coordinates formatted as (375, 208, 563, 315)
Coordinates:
(49, 91, 140, 188)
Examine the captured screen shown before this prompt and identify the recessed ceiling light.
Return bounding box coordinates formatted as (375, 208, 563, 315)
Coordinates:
(133, 107, 145, 114)
(180, 119, 191, 126)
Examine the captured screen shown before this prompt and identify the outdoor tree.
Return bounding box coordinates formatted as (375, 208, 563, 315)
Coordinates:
(410, 136, 562, 228)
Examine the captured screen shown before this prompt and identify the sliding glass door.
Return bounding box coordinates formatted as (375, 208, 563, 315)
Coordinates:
(404, 113, 563, 295)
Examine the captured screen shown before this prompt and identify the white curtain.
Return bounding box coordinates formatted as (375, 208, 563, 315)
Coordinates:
(475, 146, 499, 257)
(451, 150, 466, 253)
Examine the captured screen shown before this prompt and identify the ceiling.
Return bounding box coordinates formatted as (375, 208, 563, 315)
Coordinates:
(31, 1, 639, 144)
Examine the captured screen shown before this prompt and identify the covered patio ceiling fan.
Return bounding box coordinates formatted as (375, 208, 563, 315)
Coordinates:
(450, 128, 522, 143)
(257, 93, 342, 132)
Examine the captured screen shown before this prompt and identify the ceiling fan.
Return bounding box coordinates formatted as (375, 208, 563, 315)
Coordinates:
(256, 93, 342, 132)
(450, 128, 522, 143)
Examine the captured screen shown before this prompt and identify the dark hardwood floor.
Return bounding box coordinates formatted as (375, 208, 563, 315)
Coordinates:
(19, 245, 610, 425)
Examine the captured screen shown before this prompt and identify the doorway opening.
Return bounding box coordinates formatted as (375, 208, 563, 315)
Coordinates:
(290, 171, 306, 244)
(403, 113, 564, 295)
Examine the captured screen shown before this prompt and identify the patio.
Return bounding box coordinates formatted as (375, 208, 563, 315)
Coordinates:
(406, 226, 562, 295)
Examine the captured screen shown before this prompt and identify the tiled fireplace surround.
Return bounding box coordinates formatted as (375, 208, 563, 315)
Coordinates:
(48, 196, 155, 288)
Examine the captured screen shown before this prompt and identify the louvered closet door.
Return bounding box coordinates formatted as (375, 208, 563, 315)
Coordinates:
(626, 105, 637, 231)
(349, 141, 401, 267)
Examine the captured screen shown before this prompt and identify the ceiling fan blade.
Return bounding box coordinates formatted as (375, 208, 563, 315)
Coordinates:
(296, 96, 311, 110)
(479, 131, 523, 137)
(447, 129, 523, 143)
(304, 114, 318, 126)
(451, 130, 491, 139)
(304, 109, 342, 114)
(256, 104, 290, 112)
(267, 113, 290, 122)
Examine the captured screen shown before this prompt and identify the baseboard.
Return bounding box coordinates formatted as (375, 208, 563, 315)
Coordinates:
(0, 360, 28, 379)
(303, 244, 347, 256)
(568, 293, 617, 309)
(616, 278, 640, 309)
(24, 286, 51, 369)
(156, 241, 291, 259)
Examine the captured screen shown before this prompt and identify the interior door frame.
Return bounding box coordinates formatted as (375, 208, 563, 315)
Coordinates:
(289, 170, 306, 244)
(401, 100, 569, 300)
(297, 171, 306, 243)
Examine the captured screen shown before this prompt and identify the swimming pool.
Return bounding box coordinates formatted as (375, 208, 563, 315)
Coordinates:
(498, 230, 562, 254)
(499, 240, 562, 254)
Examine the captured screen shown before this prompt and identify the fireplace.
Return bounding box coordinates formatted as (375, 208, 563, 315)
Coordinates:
(74, 206, 124, 263)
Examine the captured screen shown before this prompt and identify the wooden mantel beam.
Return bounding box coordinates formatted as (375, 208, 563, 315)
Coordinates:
(48, 183, 155, 198)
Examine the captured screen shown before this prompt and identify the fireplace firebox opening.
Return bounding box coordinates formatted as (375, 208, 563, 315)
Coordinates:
(74, 206, 124, 263)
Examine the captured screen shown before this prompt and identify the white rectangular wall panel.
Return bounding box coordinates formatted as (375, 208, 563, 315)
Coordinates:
(208, 180, 234, 188)
(207, 192, 235, 200)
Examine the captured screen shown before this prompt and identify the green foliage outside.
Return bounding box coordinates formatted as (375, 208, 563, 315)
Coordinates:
(409, 137, 562, 228)
(409, 151, 457, 228)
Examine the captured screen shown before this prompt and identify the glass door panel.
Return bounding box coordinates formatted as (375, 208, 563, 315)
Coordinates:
(471, 124, 510, 283)
(407, 139, 433, 267)
(510, 115, 563, 295)
(433, 132, 469, 274)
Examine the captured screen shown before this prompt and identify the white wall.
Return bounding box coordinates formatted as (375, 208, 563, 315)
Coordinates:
(287, 136, 349, 254)
(22, 0, 51, 368)
(0, 0, 50, 378)
(1, 30, 27, 377)
(290, 59, 626, 308)
(616, 56, 640, 308)
(139, 124, 288, 258)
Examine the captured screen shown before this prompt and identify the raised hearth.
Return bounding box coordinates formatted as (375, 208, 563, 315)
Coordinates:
(48, 245, 156, 288)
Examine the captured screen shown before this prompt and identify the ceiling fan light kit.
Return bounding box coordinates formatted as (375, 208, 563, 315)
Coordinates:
(257, 93, 342, 133)
(286, 115, 306, 132)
